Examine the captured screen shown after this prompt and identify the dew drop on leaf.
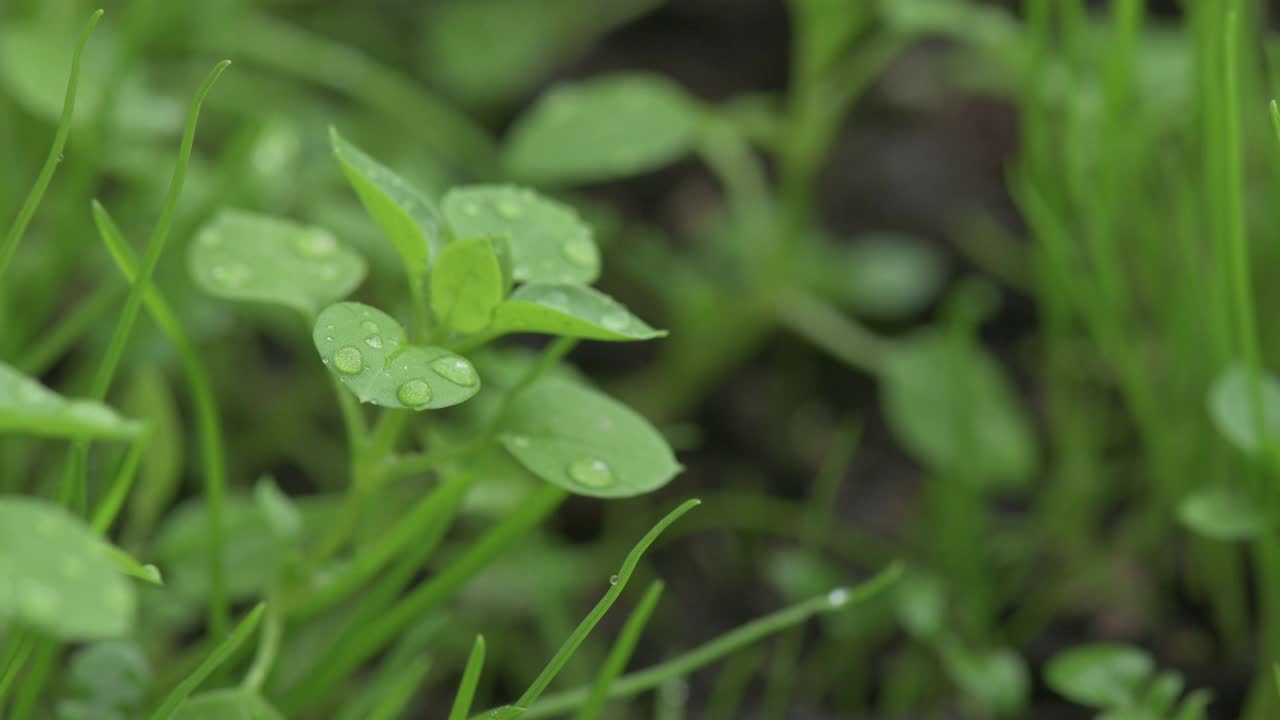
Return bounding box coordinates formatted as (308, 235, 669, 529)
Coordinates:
(568, 458, 614, 488)
(561, 236, 596, 267)
(361, 320, 379, 333)
(430, 357, 478, 387)
(396, 379, 434, 407)
(294, 230, 339, 258)
(364, 335, 384, 349)
(827, 587, 851, 607)
(332, 346, 364, 375)
(539, 290, 570, 312)
(463, 202, 482, 217)
(496, 199, 523, 219)
(211, 263, 252, 288)
(608, 574, 618, 586)
(601, 310, 630, 332)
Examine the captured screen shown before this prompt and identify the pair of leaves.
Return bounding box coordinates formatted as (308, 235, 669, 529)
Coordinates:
(1045, 644, 1210, 719)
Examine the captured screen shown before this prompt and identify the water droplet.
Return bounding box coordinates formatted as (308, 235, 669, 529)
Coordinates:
(508, 434, 532, 448)
(568, 458, 614, 488)
(514, 263, 531, 278)
(211, 262, 252, 288)
(827, 587, 851, 607)
(332, 346, 364, 375)
(295, 230, 338, 258)
(608, 574, 619, 586)
(561, 236, 596, 267)
(364, 335, 384, 349)
(196, 230, 221, 248)
(397, 379, 433, 407)
(539, 290, 570, 312)
(601, 310, 630, 332)
(463, 202, 482, 217)
(56, 152, 64, 163)
(431, 357, 477, 386)
(497, 199, 523, 219)
(361, 320, 380, 333)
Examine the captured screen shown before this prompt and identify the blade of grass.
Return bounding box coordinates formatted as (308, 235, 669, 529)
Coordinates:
(367, 656, 433, 720)
(92, 201, 230, 640)
(450, 636, 488, 720)
(0, 9, 102, 279)
(90, 429, 150, 533)
(573, 580, 666, 720)
(521, 563, 902, 719)
(147, 603, 265, 720)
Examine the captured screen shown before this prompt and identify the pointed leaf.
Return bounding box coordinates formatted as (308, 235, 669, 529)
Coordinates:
(106, 545, 163, 586)
(314, 302, 481, 410)
(431, 237, 504, 333)
(443, 185, 599, 284)
(498, 377, 681, 498)
(1208, 364, 1280, 456)
(1178, 486, 1267, 541)
(189, 209, 366, 315)
(1045, 644, 1153, 709)
(330, 127, 442, 276)
(0, 497, 134, 640)
(0, 361, 142, 440)
(490, 284, 665, 341)
(504, 73, 698, 184)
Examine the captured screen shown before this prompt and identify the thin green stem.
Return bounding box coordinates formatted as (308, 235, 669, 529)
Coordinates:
(449, 636, 488, 720)
(242, 601, 282, 692)
(0, 10, 102, 280)
(573, 580, 666, 720)
(0, 632, 34, 712)
(775, 289, 892, 375)
(17, 281, 124, 376)
(90, 430, 150, 534)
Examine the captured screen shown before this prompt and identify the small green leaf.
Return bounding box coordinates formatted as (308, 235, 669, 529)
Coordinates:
(1208, 364, 1280, 456)
(881, 331, 1036, 487)
(938, 642, 1028, 717)
(490, 284, 665, 341)
(0, 497, 134, 640)
(824, 233, 946, 320)
(1045, 644, 1154, 709)
(254, 476, 304, 540)
(443, 185, 599, 284)
(106, 545, 163, 586)
(893, 572, 946, 639)
(1172, 690, 1213, 720)
(314, 302, 481, 410)
(0, 361, 142, 440)
(498, 377, 681, 498)
(504, 73, 698, 184)
(330, 126, 443, 276)
(61, 641, 151, 719)
(189, 209, 366, 315)
(1178, 486, 1268, 541)
(431, 237, 505, 333)
(171, 689, 284, 720)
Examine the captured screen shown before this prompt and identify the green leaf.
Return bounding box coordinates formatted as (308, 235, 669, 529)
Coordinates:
(330, 126, 443, 276)
(431, 237, 505, 333)
(498, 377, 681, 497)
(0, 361, 143, 440)
(1045, 644, 1154, 709)
(824, 234, 946, 320)
(881, 331, 1036, 487)
(189, 209, 366, 316)
(254, 476, 303, 540)
(442, 185, 599, 284)
(0, 497, 134, 640)
(122, 370, 183, 544)
(106, 545, 163, 586)
(314, 302, 482, 410)
(893, 572, 946, 639)
(1172, 690, 1212, 720)
(1208, 364, 1280, 456)
(1178, 486, 1268, 541)
(61, 641, 150, 718)
(504, 73, 698, 184)
(148, 604, 266, 720)
(490, 284, 665, 341)
(938, 642, 1029, 717)
(172, 689, 284, 720)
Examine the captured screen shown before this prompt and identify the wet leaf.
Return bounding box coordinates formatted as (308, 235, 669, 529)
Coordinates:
(0, 497, 134, 640)
(504, 73, 698, 184)
(189, 209, 366, 316)
(0, 361, 142, 440)
(443, 185, 599, 284)
(498, 377, 681, 498)
(314, 302, 481, 410)
(431, 237, 505, 333)
(490, 284, 664, 341)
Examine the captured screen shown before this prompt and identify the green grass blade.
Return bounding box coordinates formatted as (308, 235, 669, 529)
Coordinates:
(91, 200, 230, 640)
(515, 500, 699, 708)
(450, 636, 488, 720)
(148, 603, 265, 720)
(0, 9, 102, 279)
(367, 657, 433, 720)
(522, 563, 903, 719)
(573, 580, 666, 720)
(90, 430, 150, 533)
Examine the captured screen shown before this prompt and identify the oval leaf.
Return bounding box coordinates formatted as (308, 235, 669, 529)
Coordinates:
(498, 377, 681, 498)
(504, 73, 698, 184)
(1208, 364, 1280, 456)
(443, 185, 599, 284)
(0, 497, 134, 640)
(1178, 486, 1268, 541)
(172, 688, 284, 720)
(881, 331, 1036, 487)
(331, 126, 443, 275)
(431, 237, 504, 333)
(314, 302, 481, 410)
(0, 362, 141, 440)
(829, 233, 946, 319)
(61, 640, 151, 718)
(190, 209, 366, 315)
(490, 284, 665, 341)
(1045, 644, 1154, 708)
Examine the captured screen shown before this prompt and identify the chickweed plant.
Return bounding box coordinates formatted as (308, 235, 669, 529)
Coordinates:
(0, 5, 899, 719)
